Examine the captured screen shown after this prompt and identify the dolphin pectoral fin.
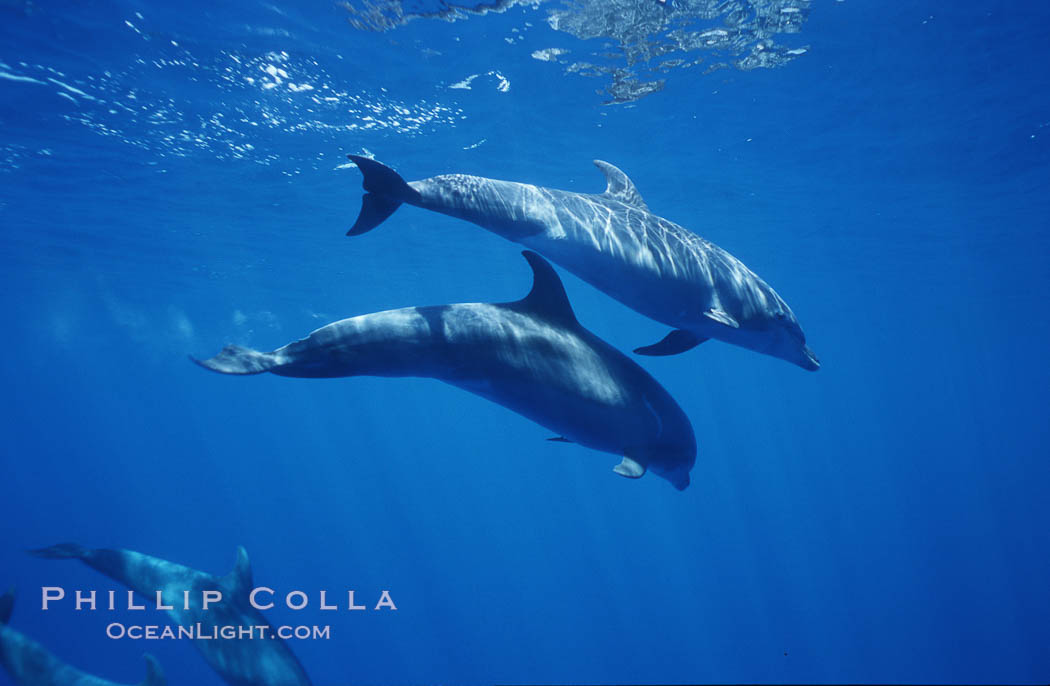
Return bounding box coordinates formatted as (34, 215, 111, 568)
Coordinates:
(593, 160, 649, 211)
(348, 193, 401, 236)
(704, 308, 740, 329)
(140, 655, 166, 686)
(634, 329, 706, 356)
(547, 436, 573, 443)
(613, 456, 646, 479)
(0, 590, 12, 624)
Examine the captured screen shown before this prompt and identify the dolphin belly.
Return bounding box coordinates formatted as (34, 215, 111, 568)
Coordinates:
(421, 300, 681, 455)
(445, 360, 657, 456)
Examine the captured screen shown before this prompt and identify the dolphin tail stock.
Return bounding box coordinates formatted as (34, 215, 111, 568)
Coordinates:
(190, 345, 280, 375)
(28, 543, 90, 560)
(0, 588, 12, 624)
(346, 155, 420, 236)
(140, 654, 167, 686)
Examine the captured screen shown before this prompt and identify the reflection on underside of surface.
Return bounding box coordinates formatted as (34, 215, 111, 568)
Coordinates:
(340, 0, 810, 103)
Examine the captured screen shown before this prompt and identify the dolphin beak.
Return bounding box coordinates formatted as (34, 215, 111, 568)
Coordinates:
(802, 345, 821, 371)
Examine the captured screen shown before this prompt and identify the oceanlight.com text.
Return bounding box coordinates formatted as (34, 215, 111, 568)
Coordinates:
(106, 623, 331, 640)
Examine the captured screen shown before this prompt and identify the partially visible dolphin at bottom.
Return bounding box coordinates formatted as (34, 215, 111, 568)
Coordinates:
(195, 251, 697, 489)
(29, 545, 311, 686)
(0, 590, 165, 686)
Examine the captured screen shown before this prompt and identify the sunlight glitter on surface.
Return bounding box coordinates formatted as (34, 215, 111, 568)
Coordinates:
(0, 26, 465, 168)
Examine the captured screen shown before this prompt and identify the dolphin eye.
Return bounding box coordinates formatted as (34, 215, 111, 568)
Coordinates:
(774, 311, 787, 320)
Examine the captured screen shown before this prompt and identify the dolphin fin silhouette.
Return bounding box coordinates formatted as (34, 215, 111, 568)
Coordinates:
(140, 655, 167, 686)
(28, 543, 89, 560)
(634, 329, 706, 356)
(0, 590, 12, 624)
(594, 160, 649, 211)
(222, 546, 253, 597)
(512, 251, 580, 328)
(346, 155, 421, 235)
(191, 346, 280, 375)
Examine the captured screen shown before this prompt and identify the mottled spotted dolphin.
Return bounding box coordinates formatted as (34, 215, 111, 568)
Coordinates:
(0, 591, 165, 686)
(29, 546, 311, 686)
(194, 251, 696, 489)
(345, 156, 820, 371)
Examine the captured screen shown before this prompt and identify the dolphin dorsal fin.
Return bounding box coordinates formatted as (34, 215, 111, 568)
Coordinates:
(140, 655, 166, 686)
(0, 590, 13, 624)
(223, 547, 253, 598)
(594, 160, 649, 211)
(516, 251, 579, 327)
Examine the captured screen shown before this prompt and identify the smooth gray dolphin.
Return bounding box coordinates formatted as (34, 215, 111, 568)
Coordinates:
(194, 251, 696, 489)
(29, 546, 311, 686)
(344, 155, 820, 371)
(0, 591, 165, 686)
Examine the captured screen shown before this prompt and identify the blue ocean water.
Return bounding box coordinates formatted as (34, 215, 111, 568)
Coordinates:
(1, 0, 1048, 684)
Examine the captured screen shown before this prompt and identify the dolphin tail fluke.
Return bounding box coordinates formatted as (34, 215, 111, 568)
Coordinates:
(0, 589, 12, 624)
(140, 655, 167, 686)
(29, 543, 89, 560)
(191, 345, 279, 375)
(348, 193, 401, 236)
(345, 155, 420, 236)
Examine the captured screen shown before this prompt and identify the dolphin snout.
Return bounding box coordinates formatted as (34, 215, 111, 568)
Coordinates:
(802, 345, 821, 371)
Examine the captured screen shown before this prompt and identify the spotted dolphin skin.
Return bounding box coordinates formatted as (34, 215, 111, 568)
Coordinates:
(0, 591, 165, 686)
(194, 251, 696, 489)
(345, 155, 820, 371)
(29, 546, 311, 686)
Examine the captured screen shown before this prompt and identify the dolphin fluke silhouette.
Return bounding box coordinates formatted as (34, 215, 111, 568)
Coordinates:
(191, 345, 280, 375)
(346, 154, 420, 235)
(28, 542, 90, 559)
